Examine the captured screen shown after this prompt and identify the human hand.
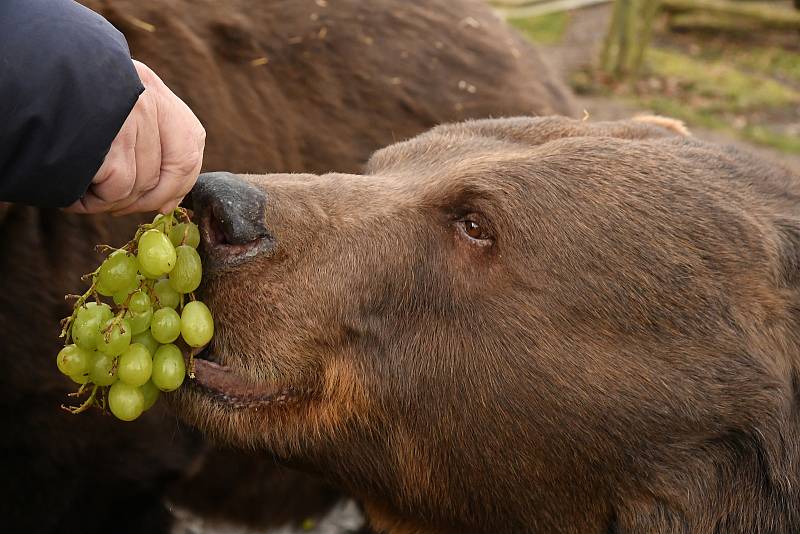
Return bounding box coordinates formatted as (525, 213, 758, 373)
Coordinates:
(65, 60, 205, 215)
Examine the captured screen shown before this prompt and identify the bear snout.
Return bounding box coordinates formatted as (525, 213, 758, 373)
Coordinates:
(192, 171, 274, 268)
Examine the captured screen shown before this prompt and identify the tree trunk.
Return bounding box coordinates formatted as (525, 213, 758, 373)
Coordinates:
(600, 0, 661, 80)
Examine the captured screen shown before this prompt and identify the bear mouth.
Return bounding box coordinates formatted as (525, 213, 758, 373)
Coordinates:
(190, 348, 299, 409)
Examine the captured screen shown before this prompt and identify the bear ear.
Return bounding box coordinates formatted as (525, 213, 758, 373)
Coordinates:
(632, 115, 691, 137)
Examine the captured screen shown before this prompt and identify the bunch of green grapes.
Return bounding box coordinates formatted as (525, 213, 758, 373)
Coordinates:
(56, 208, 213, 421)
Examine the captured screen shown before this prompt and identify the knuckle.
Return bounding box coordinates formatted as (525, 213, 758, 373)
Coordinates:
(103, 163, 136, 201)
(174, 148, 203, 175)
(125, 158, 138, 194)
(92, 161, 113, 184)
(136, 91, 154, 116)
(141, 175, 160, 193)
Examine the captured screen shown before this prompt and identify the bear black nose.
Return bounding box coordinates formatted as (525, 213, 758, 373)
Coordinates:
(191, 171, 273, 267)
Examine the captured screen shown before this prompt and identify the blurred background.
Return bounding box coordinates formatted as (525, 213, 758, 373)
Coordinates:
(493, 0, 800, 172)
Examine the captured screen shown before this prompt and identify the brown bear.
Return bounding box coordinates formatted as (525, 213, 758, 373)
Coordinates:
(179, 116, 800, 533)
(0, 0, 574, 532)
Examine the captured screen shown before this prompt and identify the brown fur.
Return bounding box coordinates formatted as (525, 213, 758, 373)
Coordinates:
(85, 0, 576, 174)
(1, 0, 573, 531)
(179, 116, 800, 533)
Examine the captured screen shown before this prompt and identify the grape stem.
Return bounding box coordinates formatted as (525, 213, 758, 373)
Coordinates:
(110, 356, 120, 375)
(176, 206, 193, 223)
(144, 282, 160, 307)
(100, 282, 141, 342)
(59, 266, 101, 342)
(67, 382, 88, 397)
(99, 386, 108, 414)
(94, 244, 119, 255)
(102, 311, 129, 343)
(61, 385, 98, 415)
(186, 346, 201, 379)
(117, 285, 139, 314)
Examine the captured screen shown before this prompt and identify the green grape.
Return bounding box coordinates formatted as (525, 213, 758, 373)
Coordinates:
(112, 277, 142, 305)
(56, 344, 92, 377)
(138, 257, 162, 280)
(169, 222, 201, 248)
(97, 318, 132, 356)
(153, 279, 180, 309)
(95, 277, 114, 297)
(112, 290, 128, 306)
(151, 307, 181, 344)
(169, 246, 202, 294)
(137, 229, 177, 277)
(126, 307, 153, 335)
(97, 250, 138, 294)
(88, 351, 117, 386)
(129, 291, 151, 313)
(72, 303, 112, 350)
(118, 343, 153, 387)
(70, 372, 91, 385)
(132, 330, 160, 356)
(152, 344, 185, 392)
(140, 380, 160, 411)
(151, 213, 172, 233)
(70, 314, 93, 346)
(108, 382, 144, 421)
(181, 301, 214, 347)
(86, 301, 113, 317)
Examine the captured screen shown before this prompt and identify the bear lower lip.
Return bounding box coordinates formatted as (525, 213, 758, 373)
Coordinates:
(190, 357, 297, 409)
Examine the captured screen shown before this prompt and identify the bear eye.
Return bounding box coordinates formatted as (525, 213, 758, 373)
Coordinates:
(459, 219, 491, 242)
(464, 220, 483, 239)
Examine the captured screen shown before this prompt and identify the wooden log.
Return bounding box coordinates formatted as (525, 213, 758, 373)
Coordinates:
(669, 12, 769, 31)
(494, 0, 612, 18)
(661, 0, 800, 30)
(490, 0, 551, 6)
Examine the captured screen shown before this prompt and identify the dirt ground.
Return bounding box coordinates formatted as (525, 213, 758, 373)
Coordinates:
(533, 3, 800, 174)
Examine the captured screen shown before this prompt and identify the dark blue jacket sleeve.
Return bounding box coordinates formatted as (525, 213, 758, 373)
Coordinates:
(0, 0, 144, 208)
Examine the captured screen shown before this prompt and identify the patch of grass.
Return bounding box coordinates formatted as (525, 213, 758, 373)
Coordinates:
(630, 48, 800, 153)
(640, 96, 723, 130)
(639, 97, 800, 153)
(508, 12, 569, 45)
(673, 38, 800, 86)
(743, 125, 800, 154)
(730, 47, 800, 86)
(645, 48, 799, 112)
